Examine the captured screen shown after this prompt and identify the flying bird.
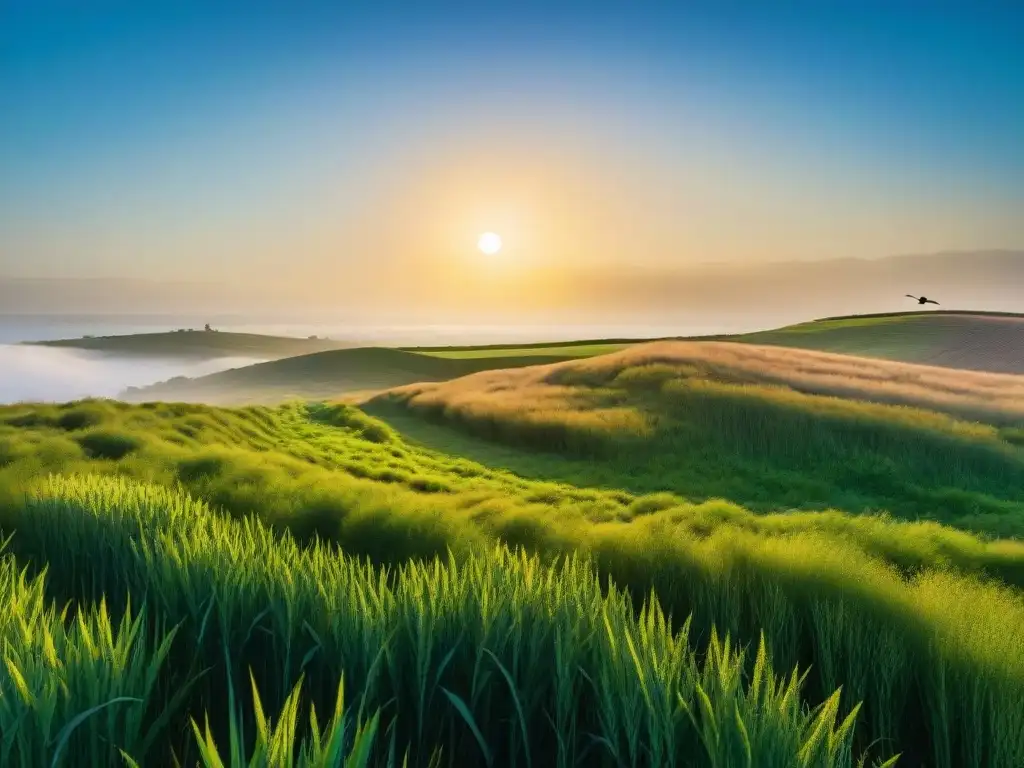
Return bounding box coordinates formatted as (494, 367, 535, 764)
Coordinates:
(906, 295, 939, 305)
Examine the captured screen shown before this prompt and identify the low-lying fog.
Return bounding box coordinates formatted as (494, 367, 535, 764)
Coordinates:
(0, 314, 781, 406)
(0, 345, 264, 405)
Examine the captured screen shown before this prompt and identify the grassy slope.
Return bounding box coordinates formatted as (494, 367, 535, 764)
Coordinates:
(403, 337, 662, 352)
(29, 329, 354, 359)
(3, 477, 889, 767)
(1, 397, 1023, 765)
(402, 310, 1024, 373)
(417, 342, 632, 359)
(123, 347, 578, 404)
(108, 310, 1024, 407)
(377, 340, 1024, 537)
(722, 311, 1024, 374)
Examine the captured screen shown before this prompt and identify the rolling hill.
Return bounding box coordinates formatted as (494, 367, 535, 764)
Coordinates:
(118, 311, 1024, 405)
(3, 352, 1024, 765)
(720, 311, 1024, 374)
(27, 329, 354, 360)
(404, 340, 637, 359)
(376, 339, 1024, 535)
(404, 311, 1024, 375)
(121, 346, 579, 404)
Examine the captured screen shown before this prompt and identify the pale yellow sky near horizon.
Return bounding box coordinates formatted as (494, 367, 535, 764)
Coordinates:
(188, 134, 1024, 303)
(4, 103, 1023, 304)
(5, 1, 1024, 316)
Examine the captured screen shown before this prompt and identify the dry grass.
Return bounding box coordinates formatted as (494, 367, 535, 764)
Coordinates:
(583, 342, 1024, 424)
(393, 341, 1024, 427)
(382, 341, 1024, 536)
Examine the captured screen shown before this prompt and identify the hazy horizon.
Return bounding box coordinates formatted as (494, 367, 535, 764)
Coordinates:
(2, 250, 1022, 327)
(4, 3, 1024, 320)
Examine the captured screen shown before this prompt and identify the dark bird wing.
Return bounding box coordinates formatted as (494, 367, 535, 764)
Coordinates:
(926, 299, 940, 305)
(905, 294, 918, 299)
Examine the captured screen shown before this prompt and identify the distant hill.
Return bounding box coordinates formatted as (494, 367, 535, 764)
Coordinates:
(117, 310, 1024, 404)
(405, 341, 638, 359)
(27, 330, 353, 360)
(719, 310, 1024, 375)
(121, 346, 578, 404)
(406, 310, 1024, 375)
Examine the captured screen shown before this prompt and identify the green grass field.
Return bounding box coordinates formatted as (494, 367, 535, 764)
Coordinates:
(3, 333, 1024, 764)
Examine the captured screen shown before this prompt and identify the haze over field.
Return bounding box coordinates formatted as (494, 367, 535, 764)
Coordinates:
(3, 251, 1024, 326)
(0, 344, 264, 404)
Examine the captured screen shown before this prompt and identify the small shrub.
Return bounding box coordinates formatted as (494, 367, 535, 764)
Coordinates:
(373, 468, 408, 484)
(408, 475, 451, 493)
(57, 409, 105, 431)
(76, 430, 142, 460)
(5, 411, 56, 429)
(629, 491, 681, 516)
(176, 455, 227, 482)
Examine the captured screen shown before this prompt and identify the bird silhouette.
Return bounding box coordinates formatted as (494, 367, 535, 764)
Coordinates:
(906, 295, 939, 305)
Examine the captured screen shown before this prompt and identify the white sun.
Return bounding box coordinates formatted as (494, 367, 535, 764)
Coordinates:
(477, 232, 502, 255)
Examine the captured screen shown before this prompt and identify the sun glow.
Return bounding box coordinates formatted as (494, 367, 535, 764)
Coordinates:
(477, 232, 502, 255)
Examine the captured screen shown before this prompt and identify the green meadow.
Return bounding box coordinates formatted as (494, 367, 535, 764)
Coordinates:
(2, 338, 1024, 765)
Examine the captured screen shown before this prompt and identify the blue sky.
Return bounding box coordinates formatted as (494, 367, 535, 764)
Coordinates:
(2, 1, 1022, 300)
